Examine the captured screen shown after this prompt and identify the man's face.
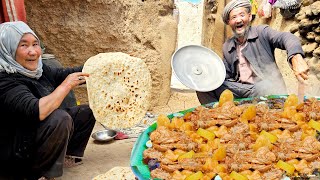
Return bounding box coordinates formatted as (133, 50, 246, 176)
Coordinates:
(228, 7, 252, 38)
(15, 33, 41, 71)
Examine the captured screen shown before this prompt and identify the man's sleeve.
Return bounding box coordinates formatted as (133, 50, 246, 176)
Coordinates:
(222, 43, 233, 80)
(261, 25, 305, 60)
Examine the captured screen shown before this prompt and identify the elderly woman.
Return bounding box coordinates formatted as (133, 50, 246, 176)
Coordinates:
(196, 0, 309, 104)
(0, 21, 96, 180)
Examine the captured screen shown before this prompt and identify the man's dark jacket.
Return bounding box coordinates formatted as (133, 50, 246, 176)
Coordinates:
(222, 25, 304, 94)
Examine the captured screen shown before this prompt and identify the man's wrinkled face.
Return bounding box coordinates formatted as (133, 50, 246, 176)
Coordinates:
(15, 33, 41, 71)
(228, 7, 252, 38)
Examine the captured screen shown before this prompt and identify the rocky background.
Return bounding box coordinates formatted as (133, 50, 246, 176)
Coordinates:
(25, 0, 320, 112)
(25, 0, 177, 108)
(292, 1, 320, 80)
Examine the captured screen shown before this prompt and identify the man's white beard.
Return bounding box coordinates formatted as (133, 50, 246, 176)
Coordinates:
(233, 25, 250, 39)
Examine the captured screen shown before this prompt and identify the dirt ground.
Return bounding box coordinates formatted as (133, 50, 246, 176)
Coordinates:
(58, 90, 199, 180)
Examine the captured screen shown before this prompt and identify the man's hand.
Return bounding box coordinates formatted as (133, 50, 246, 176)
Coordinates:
(291, 54, 309, 82)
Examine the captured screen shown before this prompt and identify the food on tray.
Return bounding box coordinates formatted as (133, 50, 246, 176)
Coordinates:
(83, 52, 152, 129)
(143, 90, 320, 179)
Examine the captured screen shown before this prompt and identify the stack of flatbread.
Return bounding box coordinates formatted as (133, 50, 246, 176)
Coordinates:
(83, 52, 152, 129)
(92, 167, 135, 180)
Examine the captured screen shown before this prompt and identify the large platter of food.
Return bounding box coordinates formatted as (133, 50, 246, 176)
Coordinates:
(130, 90, 320, 180)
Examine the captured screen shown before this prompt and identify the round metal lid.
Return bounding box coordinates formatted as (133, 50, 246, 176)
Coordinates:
(171, 45, 226, 92)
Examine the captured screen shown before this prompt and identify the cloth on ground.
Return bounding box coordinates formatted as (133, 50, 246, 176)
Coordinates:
(114, 132, 129, 140)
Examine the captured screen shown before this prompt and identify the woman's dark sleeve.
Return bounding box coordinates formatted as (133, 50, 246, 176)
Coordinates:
(44, 64, 83, 86)
(0, 79, 39, 122)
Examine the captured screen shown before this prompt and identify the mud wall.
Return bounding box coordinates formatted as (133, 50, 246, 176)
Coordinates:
(25, 0, 320, 107)
(25, 0, 177, 108)
(202, 0, 226, 58)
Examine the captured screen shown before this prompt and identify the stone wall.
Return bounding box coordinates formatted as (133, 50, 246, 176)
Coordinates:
(202, 0, 226, 58)
(25, 0, 177, 108)
(25, 0, 320, 108)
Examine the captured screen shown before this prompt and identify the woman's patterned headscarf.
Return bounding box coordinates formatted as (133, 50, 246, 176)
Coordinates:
(0, 21, 43, 79)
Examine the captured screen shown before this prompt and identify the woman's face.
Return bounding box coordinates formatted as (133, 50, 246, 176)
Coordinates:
(15, 33, 41, 71)
(228, 7, 252, 38)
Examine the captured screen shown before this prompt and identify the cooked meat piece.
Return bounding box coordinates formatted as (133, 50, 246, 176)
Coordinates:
(143, 147, 163, 160)
(251, 147, 276, 165)
(195, 119, 238, 128)
(150, 126, 192, 144)
(152, 142, 198, 152)
(262, 169, 283, 180)
(258, 122, 298, 132)
(276, 152, 319, 161)
(302, 98, 320, 121)
(179, 158, 203, 172)
(150, 168, 171, 180)
(299, 153, 320, 162)
(294, 159, 313, 174)
(225, 150, 253, 166)
(229, 163, 272, 173)
(191, 102, 243, 121)
(252, 164, 272, 173)
(255, 103, 269, 114)
(230, 122, 249, 135)
(160, 164, 182, 173)
(160, 158, 203, 173)
(246, 170, 263, 180)
(298, 136, 320, 154)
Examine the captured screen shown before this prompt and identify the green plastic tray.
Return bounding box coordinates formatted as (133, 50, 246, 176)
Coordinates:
(130, 95, 319, 179)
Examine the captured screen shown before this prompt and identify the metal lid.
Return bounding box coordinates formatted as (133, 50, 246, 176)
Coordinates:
(171, 45, 226, 92)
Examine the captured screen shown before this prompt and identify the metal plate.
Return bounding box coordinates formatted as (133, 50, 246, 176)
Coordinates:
(171, 45, 226, 92)
(91, 129, 117, 142)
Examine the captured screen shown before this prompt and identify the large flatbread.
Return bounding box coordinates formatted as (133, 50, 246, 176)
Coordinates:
(92, 166, 135, 180)
(83, 52, 152, 129)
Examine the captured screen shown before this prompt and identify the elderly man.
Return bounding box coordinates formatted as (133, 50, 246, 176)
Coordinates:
(196, 0, 309, 104)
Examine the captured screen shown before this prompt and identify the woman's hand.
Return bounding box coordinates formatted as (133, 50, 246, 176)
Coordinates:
(61, 72, 89, 90)
(39, 72, 89, 121)
(291, 54, 309, 82)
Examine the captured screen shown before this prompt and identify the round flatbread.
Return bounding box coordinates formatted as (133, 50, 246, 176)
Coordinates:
(92, 166, 135, 180)
(83, 52, 152, 129)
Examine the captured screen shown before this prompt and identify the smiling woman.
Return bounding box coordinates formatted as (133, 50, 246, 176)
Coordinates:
(15, 33, 42, 71)
(0, 21, 96, 180)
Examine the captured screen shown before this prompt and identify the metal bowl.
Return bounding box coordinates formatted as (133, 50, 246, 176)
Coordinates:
(91, 129, 117, 142)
